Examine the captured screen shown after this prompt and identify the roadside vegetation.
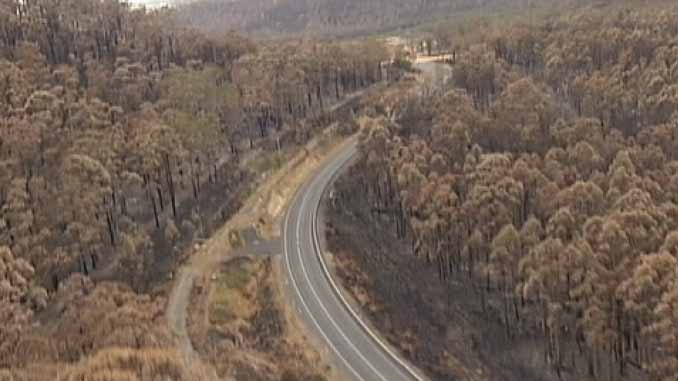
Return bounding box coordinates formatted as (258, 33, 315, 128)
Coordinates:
(0, 0, 391, 378)
(188, 257, 329, 381)
(4, 0, 678, 380)
(329, 2, 678, 381)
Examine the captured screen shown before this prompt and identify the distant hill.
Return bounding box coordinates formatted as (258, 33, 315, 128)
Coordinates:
(176, 0, 562, 38)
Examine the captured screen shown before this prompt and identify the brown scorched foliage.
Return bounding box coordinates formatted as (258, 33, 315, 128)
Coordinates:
(0, 0, 391, 376)
(346, 4, 678, 381)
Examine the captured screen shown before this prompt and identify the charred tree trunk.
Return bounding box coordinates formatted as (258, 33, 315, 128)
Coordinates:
(149, 192, 160, 229)
(165, 154, 177, 217)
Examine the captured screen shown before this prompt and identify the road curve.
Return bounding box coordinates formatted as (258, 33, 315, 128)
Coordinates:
(283, 139, 428, 381)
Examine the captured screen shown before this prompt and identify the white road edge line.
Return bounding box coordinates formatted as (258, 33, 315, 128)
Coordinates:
(283, 180, 366, 381)
(297, 190, 389, 381)
(310, 144, 428, 381)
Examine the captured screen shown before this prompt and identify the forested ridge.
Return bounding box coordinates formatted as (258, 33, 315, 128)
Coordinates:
(0, 0, 392, 378)
(337, 3, 678, 381)
(177, 0, 569, 38)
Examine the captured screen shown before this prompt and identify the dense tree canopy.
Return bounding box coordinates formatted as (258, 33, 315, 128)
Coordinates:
(346, 4, 678, 381)
(0, 0, 394, 376)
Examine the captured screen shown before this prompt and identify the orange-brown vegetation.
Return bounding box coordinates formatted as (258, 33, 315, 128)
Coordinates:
(332, 3, 678, 381)
(187, 257, 330, 381)
(2, 347, 214, 381)
(0, 0, 392, 376)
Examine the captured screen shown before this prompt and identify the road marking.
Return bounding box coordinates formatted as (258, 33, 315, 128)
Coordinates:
(297, 189, 388, 381)
(283, 183, 366, 381)
(309, 147, 427, 381)
(283, 142, 426, 381)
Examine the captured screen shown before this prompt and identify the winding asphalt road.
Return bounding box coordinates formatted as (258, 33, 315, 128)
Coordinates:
(283, 139, 428, 381)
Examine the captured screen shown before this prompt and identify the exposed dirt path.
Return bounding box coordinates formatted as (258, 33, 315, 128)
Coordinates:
(165, 80, 376, 358)
(165, 128, 356, 378)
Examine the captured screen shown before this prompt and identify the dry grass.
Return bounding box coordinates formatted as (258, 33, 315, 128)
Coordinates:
(3, 347, 221, 381)
(187, 257, 336, 381)
(209, 258, 258, 325)
(247, 151, 287, 174)
(180, 129, 352, 381)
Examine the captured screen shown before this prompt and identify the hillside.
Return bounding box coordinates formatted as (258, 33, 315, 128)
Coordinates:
(0, 0, 394, 378)
(326, 1, 678, 380)
(176, 0, 568, 38)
